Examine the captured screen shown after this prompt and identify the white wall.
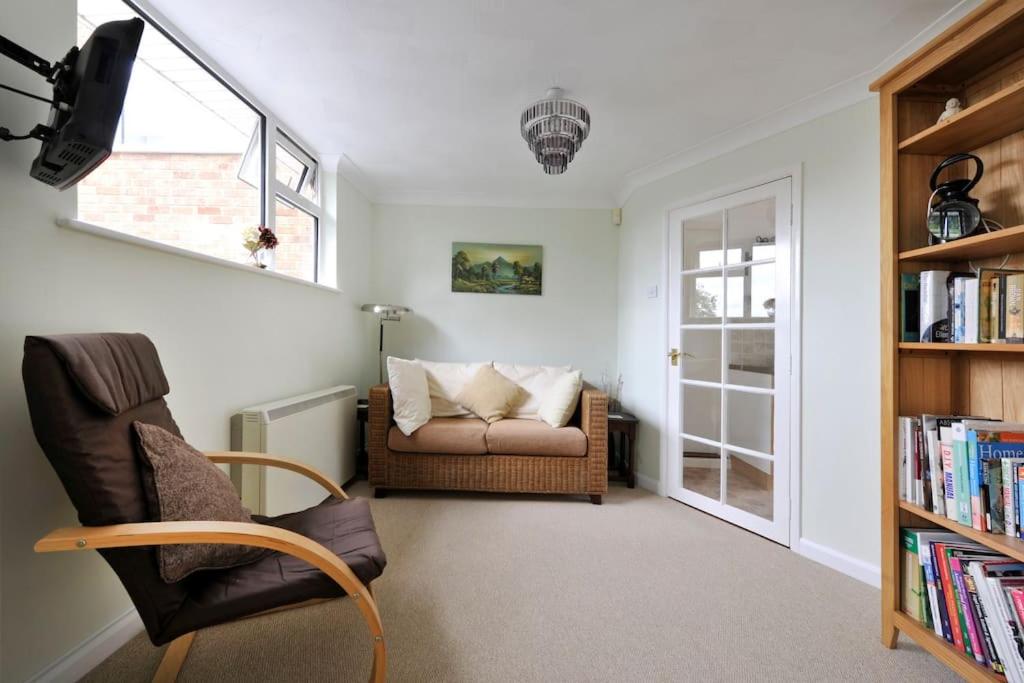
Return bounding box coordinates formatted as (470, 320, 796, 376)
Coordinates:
(370, 205, 619, 383)
(0, 4, 376, 680)
(617, 99, 881, 568)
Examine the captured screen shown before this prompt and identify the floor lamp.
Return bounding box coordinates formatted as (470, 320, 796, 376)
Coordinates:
(360, 304, 411, 384)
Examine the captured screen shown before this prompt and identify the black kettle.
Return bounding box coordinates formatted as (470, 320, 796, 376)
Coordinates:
(927, 152, 984, 244)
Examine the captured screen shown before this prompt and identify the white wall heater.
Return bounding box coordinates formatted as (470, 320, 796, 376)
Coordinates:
(230, 385, 357, 516)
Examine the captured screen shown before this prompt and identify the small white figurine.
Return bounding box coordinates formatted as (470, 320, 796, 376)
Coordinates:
(937, 98, 963, 123)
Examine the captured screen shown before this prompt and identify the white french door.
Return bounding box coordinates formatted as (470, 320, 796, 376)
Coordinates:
(666, 177, 794, 545)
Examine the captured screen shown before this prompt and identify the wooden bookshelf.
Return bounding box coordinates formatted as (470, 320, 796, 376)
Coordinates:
(898, 224, 1024, 262)
(873, 1, 1024, 680)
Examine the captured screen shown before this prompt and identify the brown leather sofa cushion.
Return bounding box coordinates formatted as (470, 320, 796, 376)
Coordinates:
(388, 417, 488, 454)
(485, 418, 588, 457)
(165, 496, 386, 641)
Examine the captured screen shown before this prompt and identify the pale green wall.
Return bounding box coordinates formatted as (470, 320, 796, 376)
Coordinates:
(616, 99, 882, 566)
(0, 4, 376, 680)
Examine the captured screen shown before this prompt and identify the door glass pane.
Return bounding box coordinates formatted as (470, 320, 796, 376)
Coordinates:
(682, 211, 722, 271)
(727, 329, 774, 389)
(726, 452, 773, 520)
(682, 329, 721, 383)
(751, 262, 775, 319)
(682, 437, 720, 500)
(726, 272, 744, 318)
(726, 198, 774, 262)
(725, 389, 774, 455)
(682, 383, 721, 442)
(684, 272, 723, 323)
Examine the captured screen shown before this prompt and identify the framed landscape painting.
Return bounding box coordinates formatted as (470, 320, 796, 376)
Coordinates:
(451, 242, 543, 295)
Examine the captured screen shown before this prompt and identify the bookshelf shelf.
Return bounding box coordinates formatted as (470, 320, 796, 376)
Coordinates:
(898, 224, 1024, 263)
(898, 78, 1024, 155)
(898, 342, 1024, 353)
(876, 2, 1024, 680)
(899, 500, 1024, 563)
(891, 611, 1001, 681)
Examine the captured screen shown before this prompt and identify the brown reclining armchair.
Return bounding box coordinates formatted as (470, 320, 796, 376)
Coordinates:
(22, 333, 388, 682)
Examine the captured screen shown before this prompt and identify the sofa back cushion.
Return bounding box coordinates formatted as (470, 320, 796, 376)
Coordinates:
(494, 363, 573, 418)
(416, 359, 488, 417)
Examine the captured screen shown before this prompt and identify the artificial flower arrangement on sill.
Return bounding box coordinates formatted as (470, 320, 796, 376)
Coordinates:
(242, 225, 278, 269)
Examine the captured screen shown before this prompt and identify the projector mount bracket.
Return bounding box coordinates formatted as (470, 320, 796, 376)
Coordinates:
(0, 33, 76, 143)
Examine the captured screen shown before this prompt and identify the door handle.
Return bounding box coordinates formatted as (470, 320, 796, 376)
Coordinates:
(668, 348, 680, 366)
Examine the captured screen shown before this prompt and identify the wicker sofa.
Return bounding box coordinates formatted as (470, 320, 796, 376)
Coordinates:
(368, 383, 608, 503)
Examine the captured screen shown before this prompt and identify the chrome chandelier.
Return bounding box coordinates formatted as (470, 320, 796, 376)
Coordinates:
(520, 87, 591, 175)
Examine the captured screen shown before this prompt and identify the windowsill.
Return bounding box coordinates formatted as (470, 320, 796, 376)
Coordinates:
(56, 218, 340, 293)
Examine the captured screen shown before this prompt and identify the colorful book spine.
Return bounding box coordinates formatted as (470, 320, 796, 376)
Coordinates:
(950, 556, 980, 659)
(1005, 463, 1018, 538)
(987, 460, 1005, 534)
(965, 277, 980, 343)
(964, 569, 997, 665)
(943, 440, 957, 522)
(1008, 273, 1024, 343)
(936, 544, 966, 652)
(953, 422, 972, 526)
(921, 270, 952, 342)
(901, 273, 920, 342)
(968, 429, 985, 531)
(931, 546, 954, 642)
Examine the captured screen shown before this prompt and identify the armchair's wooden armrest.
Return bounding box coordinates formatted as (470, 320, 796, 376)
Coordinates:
(33, 520, 381, 634)
(205, 451, 348, 500)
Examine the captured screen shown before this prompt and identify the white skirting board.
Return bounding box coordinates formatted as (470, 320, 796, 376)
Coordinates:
(794, 538, 881, 588)
(28, 609, 143, 683)
(636, 472, 661, 494)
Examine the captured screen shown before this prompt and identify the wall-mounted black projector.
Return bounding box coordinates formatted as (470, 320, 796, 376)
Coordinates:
(0, 18, 143, 190)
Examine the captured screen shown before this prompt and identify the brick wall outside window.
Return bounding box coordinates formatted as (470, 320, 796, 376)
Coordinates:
(78, 152, 316, 281)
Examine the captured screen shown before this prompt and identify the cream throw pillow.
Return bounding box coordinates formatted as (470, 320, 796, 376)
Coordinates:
(455, 365, 523, 424)
(493, 363, 572, 418)
(538, 370, 583, 428)
(417, 359, 488, 417)
(387, 357, 431, 435)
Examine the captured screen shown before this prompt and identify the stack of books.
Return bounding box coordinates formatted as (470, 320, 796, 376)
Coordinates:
(903, 528, 1024, 679)
(902, 268, 1024, 343)
(899, 417, 1024, 535)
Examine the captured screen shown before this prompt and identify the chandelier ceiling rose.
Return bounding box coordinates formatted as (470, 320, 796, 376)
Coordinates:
(520, 87, 591, 175)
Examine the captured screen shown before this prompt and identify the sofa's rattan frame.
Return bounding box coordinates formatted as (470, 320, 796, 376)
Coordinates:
(368, 384, 608, 502)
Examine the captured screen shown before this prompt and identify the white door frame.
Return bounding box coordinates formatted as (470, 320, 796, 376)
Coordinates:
(658, 165, 803, 548)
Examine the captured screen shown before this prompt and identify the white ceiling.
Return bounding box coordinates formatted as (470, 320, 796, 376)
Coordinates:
(146, 0, 970, 208)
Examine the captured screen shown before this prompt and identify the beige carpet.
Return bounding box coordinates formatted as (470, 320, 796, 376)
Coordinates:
(83, 482, 958, 682)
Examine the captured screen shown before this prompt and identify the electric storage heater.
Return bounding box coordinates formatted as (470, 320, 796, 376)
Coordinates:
(230, 385, 357, 515)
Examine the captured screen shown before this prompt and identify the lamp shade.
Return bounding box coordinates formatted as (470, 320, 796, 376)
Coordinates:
(360, 304, 411, 321)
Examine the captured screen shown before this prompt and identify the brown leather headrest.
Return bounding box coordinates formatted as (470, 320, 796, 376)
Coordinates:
(27, 333, 170, 415)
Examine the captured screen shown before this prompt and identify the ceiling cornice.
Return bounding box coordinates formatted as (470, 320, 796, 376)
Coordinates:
(614, 0, 979, 207)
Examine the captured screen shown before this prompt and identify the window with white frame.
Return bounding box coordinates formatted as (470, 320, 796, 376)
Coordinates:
(75, 0, 323, 283)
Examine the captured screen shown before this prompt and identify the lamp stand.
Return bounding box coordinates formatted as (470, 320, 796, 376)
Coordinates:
(378, 319, 385, 385)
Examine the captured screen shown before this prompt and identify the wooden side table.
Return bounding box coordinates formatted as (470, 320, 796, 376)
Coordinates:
(607, 412, 638, 488)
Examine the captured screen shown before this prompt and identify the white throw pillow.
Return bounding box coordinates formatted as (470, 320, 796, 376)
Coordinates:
(386, 357, 431, 436)
(538, 370, 583, 428)
(416, 359, 489, 417)
(494, 363, 572, 418)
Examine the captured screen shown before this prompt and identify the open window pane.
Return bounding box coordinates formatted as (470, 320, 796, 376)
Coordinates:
(275, 134, 318, 203)
(76, 0, 264, 267)
(274, 197, 317, 282)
